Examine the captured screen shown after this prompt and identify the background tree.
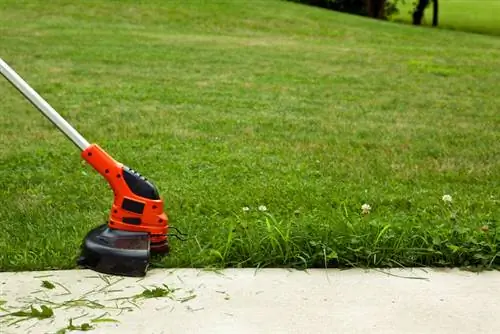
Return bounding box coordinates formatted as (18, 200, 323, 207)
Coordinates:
(287, 0, 401, 19)
(367, 0, 387, 19)
(432, 0, 439, 26)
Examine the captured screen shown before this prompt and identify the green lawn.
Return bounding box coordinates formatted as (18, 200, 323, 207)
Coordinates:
(391, 0, 500, 36)
(0, 0, 499, 272)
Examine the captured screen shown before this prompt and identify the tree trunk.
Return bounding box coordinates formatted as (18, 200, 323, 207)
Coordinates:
(367, 0, 387, 19)
(432, 0, 439, 26)
(412, 0, 430, 25)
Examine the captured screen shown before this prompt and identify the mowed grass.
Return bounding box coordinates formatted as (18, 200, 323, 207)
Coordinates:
(391, 0, 500, 36)
(0, 0, 499, 272)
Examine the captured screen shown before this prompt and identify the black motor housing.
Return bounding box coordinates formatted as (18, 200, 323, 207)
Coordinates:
(77, 224, 151, 277)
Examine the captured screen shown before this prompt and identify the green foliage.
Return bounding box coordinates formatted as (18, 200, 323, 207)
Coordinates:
(172, 208, 499, 270)
(287, 0, 402, 17)
(391, 0, 500, 36)
(287, 0, 367, 16)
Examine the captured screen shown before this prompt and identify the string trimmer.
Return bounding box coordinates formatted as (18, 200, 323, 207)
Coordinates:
(0, 58, 184, 277)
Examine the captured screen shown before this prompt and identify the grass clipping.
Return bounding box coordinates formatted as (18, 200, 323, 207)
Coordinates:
(0, 276, 197, 332)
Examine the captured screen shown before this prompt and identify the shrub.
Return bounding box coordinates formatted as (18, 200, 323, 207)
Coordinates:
(287, 0, 402, 18)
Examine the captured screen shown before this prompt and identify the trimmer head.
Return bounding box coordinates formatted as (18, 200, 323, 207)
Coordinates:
(77, 224, 154, 277)
(0, 58, 186, 278)
(75, 144, 173, 277)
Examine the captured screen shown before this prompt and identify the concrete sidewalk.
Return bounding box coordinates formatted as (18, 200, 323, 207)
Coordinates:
(0, 268, 499, 333)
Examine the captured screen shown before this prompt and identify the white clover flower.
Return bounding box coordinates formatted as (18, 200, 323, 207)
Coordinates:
(242, 206, 250, 212)
(442, 194, 452, 203)
(258, 205, 267, 212)
(361, 204, 371, 214)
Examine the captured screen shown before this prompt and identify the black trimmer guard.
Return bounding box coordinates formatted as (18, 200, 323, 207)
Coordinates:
(77, 224, 151, 277)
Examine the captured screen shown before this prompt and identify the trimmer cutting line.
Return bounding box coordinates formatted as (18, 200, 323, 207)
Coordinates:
(0, 58, 185, 277)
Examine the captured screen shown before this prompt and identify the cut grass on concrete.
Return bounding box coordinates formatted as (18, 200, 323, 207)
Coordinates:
(0, 0, 499, 272)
